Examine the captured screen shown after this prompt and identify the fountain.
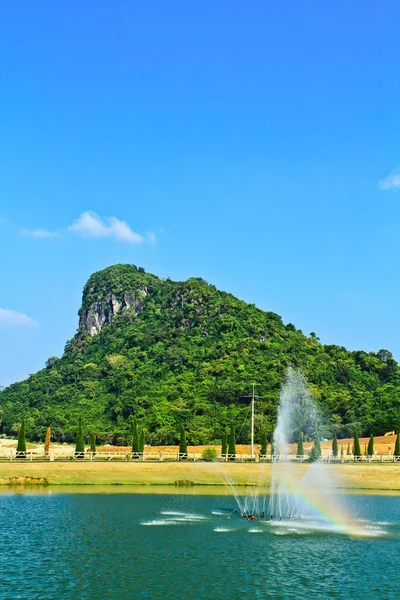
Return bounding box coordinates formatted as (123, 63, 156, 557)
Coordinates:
(223, 368, 369, 536)
(268, 367, 320, 521)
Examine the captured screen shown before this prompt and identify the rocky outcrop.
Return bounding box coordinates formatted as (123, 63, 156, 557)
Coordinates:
(79, 288, 148, 336)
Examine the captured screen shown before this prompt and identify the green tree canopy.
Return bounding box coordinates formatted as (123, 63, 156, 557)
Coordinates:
(1, 264, 400, 445)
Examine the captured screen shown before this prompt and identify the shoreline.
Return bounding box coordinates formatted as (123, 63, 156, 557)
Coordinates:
(1, 485, 400, 496)
(1, 462, 400, 491)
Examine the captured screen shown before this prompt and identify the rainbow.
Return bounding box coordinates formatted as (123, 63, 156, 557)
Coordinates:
(268, 468, 367, 537)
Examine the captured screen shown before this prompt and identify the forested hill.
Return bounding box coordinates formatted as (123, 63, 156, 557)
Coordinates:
(1, 264, 399, 444)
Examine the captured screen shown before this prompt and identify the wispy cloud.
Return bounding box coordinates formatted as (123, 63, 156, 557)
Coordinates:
(0, 308, 39, 329)
(68, 212, 148, 244)
(379, 167, 400, 190)
(21, 229, 60, 238)
(21, 211, 155, 244)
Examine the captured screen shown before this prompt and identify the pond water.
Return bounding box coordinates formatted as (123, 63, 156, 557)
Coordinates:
(0, 491, 399, 599)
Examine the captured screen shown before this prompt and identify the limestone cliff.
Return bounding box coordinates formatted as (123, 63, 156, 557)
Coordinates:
(79, 289, 148, 336)
(77, 264, 157, 337)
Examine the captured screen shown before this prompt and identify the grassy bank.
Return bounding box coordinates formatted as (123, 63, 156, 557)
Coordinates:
(0, 462, 400, 490)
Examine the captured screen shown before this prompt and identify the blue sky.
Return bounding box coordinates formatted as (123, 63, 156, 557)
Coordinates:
(1, 1, 400, 387)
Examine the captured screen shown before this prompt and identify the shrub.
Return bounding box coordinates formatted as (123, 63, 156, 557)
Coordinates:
(354, 429, 361, 457)
(179, 424, 187, 458)
(131, 417, 139, 453)
(75, 417, 85, 454)
(332, 432, 338, 457)
(297, 432, 304, 456)
(17, 419, 26, 454)
(139, 428, 145, 452)
(221, 430, 228, 456)
(228, 424, 236, 459)
(202, 447, 218, 462)
(260, 431, 268, 456)
(309, 431, 321, 462)
(90, 431, 96, 454)
(44, 427, 51, 456)
(395, 433, 400, 457)
(367, 433, 374, 456)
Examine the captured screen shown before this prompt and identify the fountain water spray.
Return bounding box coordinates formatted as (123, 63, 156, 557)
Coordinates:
(222, 367, 368, 535)
(269, 367, 320, 519)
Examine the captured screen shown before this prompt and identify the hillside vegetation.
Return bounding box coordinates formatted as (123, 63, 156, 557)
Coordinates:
(1, 264, 399, 444)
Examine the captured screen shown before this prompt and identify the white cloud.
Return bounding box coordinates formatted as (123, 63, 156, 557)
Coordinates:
(21, 229, 60, 238)
(379, 167, 400, 190)
(68, 211, 147, 244)
(20, 211, 155, 244)
(0, 308, 39, 329)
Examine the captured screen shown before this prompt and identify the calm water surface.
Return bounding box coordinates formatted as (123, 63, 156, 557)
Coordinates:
(0, 491, 399, 599)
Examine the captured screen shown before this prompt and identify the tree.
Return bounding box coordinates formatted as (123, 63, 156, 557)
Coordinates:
(131, 417, 139, 453)
(221, 429, 228, 456)
(377, 349, 393, 362)
(297, 432, 304, 456)
(228, 424, 236, 459)
(309, 431, 321, 462)
(332, 432, 338, 457)
(367, 433, 374, 456)
(260, 431, 268, 456)
(179, 424, 187, 458)
(341, 445, 344, 458)
(16, 418, 26, 454)
(139, 428, 145, 453)
(75, 417, 85, 454)
(354, 429, 361, 457)
(44, 427, 51, 456)
(346, 443, 351, 455)
(90, 431, 96, 455)
(45, 356, 59, 369)
(309, 332, 320, 342)
(395, 433, 400, 457)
